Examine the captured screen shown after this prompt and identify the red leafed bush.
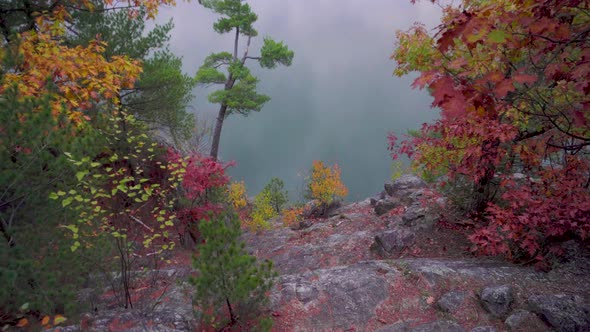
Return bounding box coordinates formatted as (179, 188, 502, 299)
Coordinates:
(167, 149, 231, 244)
(472, 159, 590, 260)
(391, 0, 590, 263)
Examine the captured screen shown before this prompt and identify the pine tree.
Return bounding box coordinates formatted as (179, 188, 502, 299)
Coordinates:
(197, 0, 294, 159)
(191, 212, 276, 330)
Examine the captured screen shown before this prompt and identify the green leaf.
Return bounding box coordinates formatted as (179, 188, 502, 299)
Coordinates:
(64, 224, 79, 233)
(70, 241, 80, 252)
(488, 29, 507, 43)
(19, 303, 29, 311)
(53, 316, 67, 324)
(62, 197, 73, 207)
(49, 192, 59, 200)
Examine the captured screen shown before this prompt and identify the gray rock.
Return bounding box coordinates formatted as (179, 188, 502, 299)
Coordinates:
(437, 291, 468, 312)
(295, 282, 318, 303)
(375, 199, 401, 216)
(321, 264, 389, 329)
(376, 321, 411, 332)
(385, 175, 427, 197)
(401, 201, 439, 231)
(370, 191, 388, 206)
(528, 294, 590, 332)
(374, 227, 416, 254)
(470, 327, 497, 332)
(505, 310, 546, 331)
(411, 320, 466, 332)
(303, 200, 341, 218)
(480, 285, 514, 317)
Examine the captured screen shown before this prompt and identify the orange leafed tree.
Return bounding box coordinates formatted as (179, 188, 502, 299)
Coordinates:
(1, 0, 177, 126)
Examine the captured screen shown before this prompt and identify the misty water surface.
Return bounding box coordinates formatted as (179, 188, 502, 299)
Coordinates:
(157, 1, 442, 201)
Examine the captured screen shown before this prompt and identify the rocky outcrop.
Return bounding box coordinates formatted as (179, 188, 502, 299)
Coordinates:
(528, 294, 590, 332)
(272, 261, 395, 331)
(400, 199, 440, 231)
(384, 174, 427, 197)
(373, 175, 441, 231)
(54, 178, 590, 332)
(373, 227, 416, 255)
(504, 310, 546, 331)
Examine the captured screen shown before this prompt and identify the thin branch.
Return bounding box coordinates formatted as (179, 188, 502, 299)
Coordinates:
(128, 215, 153, 232)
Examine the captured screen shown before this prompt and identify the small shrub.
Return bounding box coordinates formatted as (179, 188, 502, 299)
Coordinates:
(282, 206, 305, 228)
(245, 178, 289, 232)
(228, 181, 248, 210)
(262, 178, 288, 213)
(306, 160, 347, 214)
(248, 189, 276, 232)
(191, 212, 276, 330)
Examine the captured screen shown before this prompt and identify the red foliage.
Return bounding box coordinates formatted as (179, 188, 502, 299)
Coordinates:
(166, 149, 231, 242)
(473, 159, 590, 259)
(391, 0, 590, 262)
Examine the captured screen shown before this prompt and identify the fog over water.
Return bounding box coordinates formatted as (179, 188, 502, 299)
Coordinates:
(156, 1, 442, 201)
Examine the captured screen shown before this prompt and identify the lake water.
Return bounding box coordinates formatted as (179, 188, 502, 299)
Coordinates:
(156, 0, 441, 201)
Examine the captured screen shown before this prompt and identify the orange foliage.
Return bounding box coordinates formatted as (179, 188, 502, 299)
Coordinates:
(1, 0, 178, 127)
(282, 206, 304, 228)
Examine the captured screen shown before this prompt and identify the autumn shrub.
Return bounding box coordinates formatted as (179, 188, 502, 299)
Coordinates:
(305, 160, 348, 215)
(52, 113, 187, 308)
(472, 159, 590, 263)
(282, 206, 305, 228)
(390, 0, 590, 263)
(248, 189, 276, 232)
(168, 149, 230, 245)
(243, 178, 288, 232)
(228, 181, 248, 210)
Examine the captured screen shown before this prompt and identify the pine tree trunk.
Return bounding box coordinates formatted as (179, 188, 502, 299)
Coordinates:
(226, 297, 236, 325)
(209, 104, 228, 160)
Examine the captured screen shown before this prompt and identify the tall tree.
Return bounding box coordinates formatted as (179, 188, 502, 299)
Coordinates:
(196, 0, 294, 159)
(69, 7, 196, 144)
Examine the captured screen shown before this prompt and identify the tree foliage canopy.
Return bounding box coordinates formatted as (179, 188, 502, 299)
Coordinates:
(391, 0, 590, 262)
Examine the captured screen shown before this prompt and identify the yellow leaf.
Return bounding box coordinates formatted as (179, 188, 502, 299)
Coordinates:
(54, 314, 67, 325)
(41, 315, 50, 326)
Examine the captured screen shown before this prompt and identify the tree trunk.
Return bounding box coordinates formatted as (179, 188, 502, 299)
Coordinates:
(226, 297, 236, 325)
(209, 104, 228, 160)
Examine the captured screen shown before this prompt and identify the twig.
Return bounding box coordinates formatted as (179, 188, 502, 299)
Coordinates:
(129, 215, 153, 232)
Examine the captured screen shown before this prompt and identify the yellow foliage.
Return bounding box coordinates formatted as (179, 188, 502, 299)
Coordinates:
(308, 160, 348, 206)
(246, 189, 276, 232)
(228, 181, 248, 210)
